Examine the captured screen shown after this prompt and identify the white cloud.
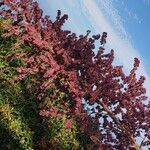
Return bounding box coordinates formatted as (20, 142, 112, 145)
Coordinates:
(96, 0, 129, 39)
(124, 8, 142, 24)
(143, 0, 150, 5)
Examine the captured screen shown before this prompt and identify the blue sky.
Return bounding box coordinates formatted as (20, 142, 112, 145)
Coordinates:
(37, 0, 150, 97)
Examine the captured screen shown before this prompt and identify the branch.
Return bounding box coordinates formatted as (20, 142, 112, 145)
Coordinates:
(139, 136, 146, 149)
(99, 99, 141, 150)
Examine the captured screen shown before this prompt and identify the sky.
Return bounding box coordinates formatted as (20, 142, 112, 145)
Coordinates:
(37, 0, 150, 98)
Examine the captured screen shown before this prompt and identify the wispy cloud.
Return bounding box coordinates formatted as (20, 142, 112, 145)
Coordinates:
(124, 8, 142, 24)
(143, 0, 150, 5)
(96, 0, 129, 39)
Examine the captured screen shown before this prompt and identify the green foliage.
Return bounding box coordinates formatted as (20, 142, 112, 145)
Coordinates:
(0, 19, 84, 149)
(43, 117, 82, 150)
(0, 104, 33, 150)
(0, 20, 40, 149)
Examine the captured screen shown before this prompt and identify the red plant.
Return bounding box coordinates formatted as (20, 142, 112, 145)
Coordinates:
(1, 0, 150, 149)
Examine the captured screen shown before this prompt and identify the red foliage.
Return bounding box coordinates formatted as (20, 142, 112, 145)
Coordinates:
(64, 119, 73, 129)
(1, 0, 150, 149)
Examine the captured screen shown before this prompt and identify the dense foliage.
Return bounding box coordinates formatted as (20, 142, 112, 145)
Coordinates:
(0, 0, 150, 149)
